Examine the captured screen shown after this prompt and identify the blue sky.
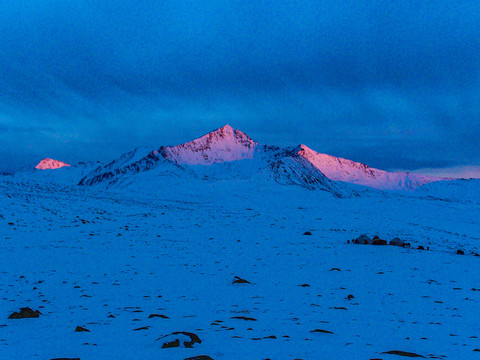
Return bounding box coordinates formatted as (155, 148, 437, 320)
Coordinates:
(1, 1, 479, 174)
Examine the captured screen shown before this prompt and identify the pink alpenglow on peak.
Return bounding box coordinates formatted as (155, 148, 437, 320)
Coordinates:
(295, 144, 443, 190)
(35, 158, 71, 170)
(162, 124, 258, 165)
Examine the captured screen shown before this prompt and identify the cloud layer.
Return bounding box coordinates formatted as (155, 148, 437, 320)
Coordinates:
(1, 1, 479, 173)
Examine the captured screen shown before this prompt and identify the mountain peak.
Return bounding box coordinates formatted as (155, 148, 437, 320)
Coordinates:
(162, 125, 258, 165)
(207, 124, 248, 140)
(219, 124, 233, 131)
(295, 144, 313, 153)
(35, 158, 71, 170)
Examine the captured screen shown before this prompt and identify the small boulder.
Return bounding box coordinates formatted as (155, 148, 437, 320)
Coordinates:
(232, 276, 251, 285)
(157, 331, 201, 349)
(417, 246, 425, 250)
(382, 350, 425, 358)
(184, 356, 215, 360)
(134, 326, 150, 331)
(75, 326, 90, 332)
(457, 249, 464, 255)
(162, 339, 180, 348)
(303, 231, 312, 235)
(8, 307, 41, 319)
(231, 316, 257, 321)
(310, 329, 334, 334)
(148, 314, 169, 319)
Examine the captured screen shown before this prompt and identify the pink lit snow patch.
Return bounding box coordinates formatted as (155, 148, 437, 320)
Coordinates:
(162, 124, 257, 165)
(296, 144, 444, 190)
(35, 158, 71, 170)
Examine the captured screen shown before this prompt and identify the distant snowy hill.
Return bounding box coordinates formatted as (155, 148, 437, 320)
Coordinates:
(3, 159, 102, 188)
(79, 124, 445, 194)
(35, 158, 71, 170)
(414, 178, 480, 204)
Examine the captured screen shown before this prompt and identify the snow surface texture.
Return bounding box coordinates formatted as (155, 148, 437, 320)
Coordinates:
(0, 177, 479, 360)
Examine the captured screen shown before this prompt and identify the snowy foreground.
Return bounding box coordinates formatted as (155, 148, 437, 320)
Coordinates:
(1, 179, 479, 360)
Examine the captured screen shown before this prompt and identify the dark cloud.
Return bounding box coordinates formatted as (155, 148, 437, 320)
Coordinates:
(0, 1, 479, 172)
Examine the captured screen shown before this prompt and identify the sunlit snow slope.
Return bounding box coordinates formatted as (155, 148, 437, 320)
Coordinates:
(162, 124, 257, 165)
(296, 144, 445, 190)
(35, 158, 71, 170)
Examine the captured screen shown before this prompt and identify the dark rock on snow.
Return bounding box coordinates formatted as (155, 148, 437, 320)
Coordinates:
(231, 316, 257, 321)
(382, 350, 425, 357)
(8, 307, 41, 319)
(232, 276, 251, 284)
(75, 326, 90, 332)
(157, 331, 201, 348)
(148, 313, 169, 319)
(310, 329, 334, 334)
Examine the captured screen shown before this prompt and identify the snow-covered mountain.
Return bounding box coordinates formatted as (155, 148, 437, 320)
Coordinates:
(4, 125, 452, 195)
(79, 124, 444, 193)
(79, 126, 350, 196)
(162, 124, 257, 165)
(35, 158, 71, 170)
(80, 145, 347, 196)
(296, 144, 445, 190)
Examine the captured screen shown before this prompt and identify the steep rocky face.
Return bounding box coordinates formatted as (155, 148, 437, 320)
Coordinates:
(79, 150, 169, 186)
(35, 158, 71, 170)
(269, 155, 344, 196)
(161, 124, 258, 165)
